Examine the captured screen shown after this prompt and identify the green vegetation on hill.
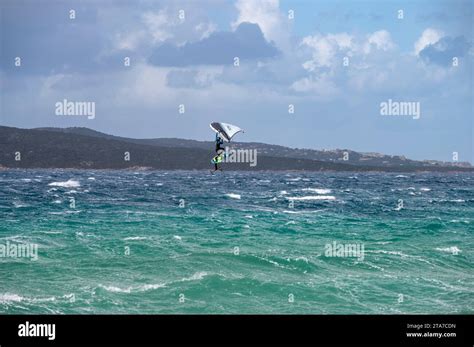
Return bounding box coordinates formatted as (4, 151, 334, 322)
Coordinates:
(0, 126, 471, 172)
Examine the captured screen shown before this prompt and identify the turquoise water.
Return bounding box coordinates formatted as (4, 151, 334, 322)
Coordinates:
(0, 169, 473, 314)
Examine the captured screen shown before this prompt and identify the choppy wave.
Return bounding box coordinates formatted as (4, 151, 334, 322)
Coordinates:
(1, 169, 472, 314)
(122, 236, 149, 241)
(0, 293, 75, 304)
(287, 195, 336, 201)
(48, 179, 80, 188)
(226, 193, 241, 199)
(301, 188, 332, 194)
(98, 272, 209, 294)
(99, 283, 166, 293)
(435, 246, 461, 254)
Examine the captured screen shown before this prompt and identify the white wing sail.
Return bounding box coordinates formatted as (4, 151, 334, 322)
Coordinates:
(210, 122, 243, 142)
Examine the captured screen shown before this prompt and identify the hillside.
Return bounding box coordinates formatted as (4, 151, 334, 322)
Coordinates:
(0, 126, 471, 172)
(35, 127, 471, 169)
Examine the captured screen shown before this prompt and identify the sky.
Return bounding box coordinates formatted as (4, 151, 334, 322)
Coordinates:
(1, 0, 473, 163)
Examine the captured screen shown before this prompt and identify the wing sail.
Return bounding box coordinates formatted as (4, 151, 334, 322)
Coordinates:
(210, 122, 243, 142)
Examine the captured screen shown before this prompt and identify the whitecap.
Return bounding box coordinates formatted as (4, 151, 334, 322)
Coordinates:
(282, 210, 303, 214)
(293, 256, 309, 263)
(226, 193, 241, 199)
(100, 285, 128, 293)
(138, 283, 166, 292)
(253, 256, 286, 268)
(48, 179, 80, 188)
(122, 236, 148, 241)
(99, 283, 165, 293)
(435, 246, 461, 254)
(301, 188, 332, 194)
(0, 293, 74, 304)
(173, 235, 182, 240)
(370, 250, 409, 257)
(0, 293, 23, 302)
(287, 196, 336, 201)
(182, 271, 208, 282)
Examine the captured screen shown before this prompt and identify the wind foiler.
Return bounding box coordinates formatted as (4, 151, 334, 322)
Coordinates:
(210, 122, 244, 171)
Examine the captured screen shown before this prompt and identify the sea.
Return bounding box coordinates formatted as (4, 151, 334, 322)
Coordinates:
(0, 169, 472, 314)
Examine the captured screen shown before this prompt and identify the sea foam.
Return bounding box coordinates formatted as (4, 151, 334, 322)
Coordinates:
(48, 179, 80, 188)
(287, 196, 336, 201)
(226, 193, 241, 199)
(301, 188, 332, 194)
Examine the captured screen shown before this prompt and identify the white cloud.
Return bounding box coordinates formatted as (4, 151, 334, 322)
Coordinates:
(414, 28, 444, 55)
(115, 30, 148, 50)
(363, 30, 395, 54)
(294, 29, 399, 96)
(300, 33, 354, 70)
(291, 73, 339, 98)
(112, 8, 218, 52)
(195, 22, 217, 40)
(142, 10, 173, 44)
(116, 64, 174, 106)
(300, 30, 395, 71)
(232, 0, 288, 48)
(298, 30, 395, 75)
(111, 9, 172, 51)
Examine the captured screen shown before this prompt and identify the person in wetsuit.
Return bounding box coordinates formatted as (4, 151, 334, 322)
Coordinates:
(213, 133, 225, 171)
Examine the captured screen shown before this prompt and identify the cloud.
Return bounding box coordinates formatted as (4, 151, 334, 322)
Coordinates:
(363, 30, 395, 54)
(114, 30, 148, 51)
(296, 28, 397, 92)
(300, 33, 354, 70)
(419, 36, 471, 66)
(232, 0, 283, 43)
(111, 6, 218, 53)
(414, 28, 444, 55)
(141, 10, 174, 44)
(148, 22, 279, 67)
(298, 30, 394, 72)
(0, 3, 106, 76)
(195, 22, 217, 40)
(166, 68, 220, 88)
(290, 72, 339, 98)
